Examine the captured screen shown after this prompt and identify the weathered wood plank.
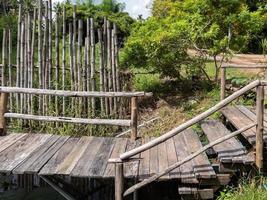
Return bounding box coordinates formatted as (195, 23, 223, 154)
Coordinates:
(158, 140, 169, 180)
(173, 131, 198, 183)
(39, 137, 79, 175)
(124, 139, 141, 178)
(221, 106, 256, 144)
(0, 133, 27, 153)
(0, 134, 51, 172)
(104, 138, 128, 178)
(182, 129, 216, 179)
(53, 136, 93, 175)
(166, 138, 180, 179)
(14, 135, 69, 174)
(138, 137, 150, 180)
(71, 137, 104, 177)
(87, 137, 115, 177)
(149, 140, 159, 177)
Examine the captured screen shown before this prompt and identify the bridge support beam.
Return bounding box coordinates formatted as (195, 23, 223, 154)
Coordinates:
(256, 85, 264, 171)
(0, 93, 8, 136)
(115, 163, 124, 200)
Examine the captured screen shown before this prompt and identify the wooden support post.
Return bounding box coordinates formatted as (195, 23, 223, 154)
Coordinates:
(220, 67, 226, 100)
(256, 85, 264, 171)
(0, 93, 8, 136)
(115, 163, 124, 200)
(131, 97, 138, 141)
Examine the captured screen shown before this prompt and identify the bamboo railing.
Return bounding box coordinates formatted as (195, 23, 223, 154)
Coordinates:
(110, 80, 266, 200)
(0, 87, 152, 140)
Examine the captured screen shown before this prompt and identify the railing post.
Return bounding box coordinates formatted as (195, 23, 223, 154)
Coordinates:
(115, 162, 124, 200)
(220, 67, 226, 100)
(256, 85, 264, 171)
(131, 97, 138, 141)
(0, 93, 8, 136)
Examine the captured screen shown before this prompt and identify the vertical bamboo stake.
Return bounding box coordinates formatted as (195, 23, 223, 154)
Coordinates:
(73, 5, 77, 91)
(131, 97, 138, 141)
(111, 29, 117, 115)
(107, 20, 113, 115)
(86, 18, 91, 116)
(38, 0, 43, 115)
(220, 67, 226, 100)
(0, 93, 8, 136)
(256, 85, 264, 171)
(77, 19, 83, 116)
(69, 23, 75, 114)
(8, 29, 12, 111)
(62, 6, 66, 115)
(2, 29, 7, 86)
(16, 2, 22, 113)
(20, 23, 25, 113)
(31, 8, 37, 115)
(83, 37, 88, 115)
(27, 14, 32, 114)
(103, 18, 109, 115)
(115, 163, 124, 200)
(90, 18, 96, 116)
(48, 0, 53, 106)
(114, 24, 121, 117)
(55, 13, 60, 116)
(98, 29, 105, 114)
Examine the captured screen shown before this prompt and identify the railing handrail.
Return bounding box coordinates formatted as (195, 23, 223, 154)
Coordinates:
(0, 86, 153, 98)
(115, 80, 260, 161)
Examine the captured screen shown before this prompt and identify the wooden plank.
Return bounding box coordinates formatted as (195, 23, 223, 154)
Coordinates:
(71, 137, 104, 177)
(149, 140, 159, 177)
(221, 106, 256, 144)
(182, 129, 216, 179)
(124, 139, 141, 178)
(0, 133, 27, 153)
(53, 136, 93, 175)
(201, 120, 254, 164)
(104, 138, 128, 178)
(173, 131, 198, 183)
(0, 134, 51, 172)
(39, 137, 80, 175)
(138, 137, 150, 180)
(87, 137, 115, 177)
(14, 135, 69, 174)
(158, 140, 169, 180)
(166, 137, 180, 179)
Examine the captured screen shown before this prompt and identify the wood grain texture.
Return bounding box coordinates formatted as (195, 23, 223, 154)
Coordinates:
(0, 133, 27, 153)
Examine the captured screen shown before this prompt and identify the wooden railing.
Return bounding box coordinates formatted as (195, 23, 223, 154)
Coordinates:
(110, 80, 266, 200)
(220, 63, 267, 100)
(0, 87, 152, 140)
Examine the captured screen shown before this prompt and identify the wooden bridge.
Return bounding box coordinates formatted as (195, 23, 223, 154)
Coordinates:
(0, 80, 266, 200)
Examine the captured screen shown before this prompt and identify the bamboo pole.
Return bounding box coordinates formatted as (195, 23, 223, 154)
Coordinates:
(31, 8, 37, 114)
(98, 29, 105, 113)
(69, 23, 74, 91)
(20, 23, 25, 113)
(27, 14, 32, 114)
(83, 37, 87, 115)
(62, 6, 66, 115)
(38, 0, 43, 115)
(77, 19, 83, 116)
(114, 24, 121, 116)
(111, 29, 117, 115)
(107, 20, 113, 115)
(48, 0, 53, 106)
(55, 13, 60, 116)
(256, 85, 264, 171)
(73, 5, 77, 90)
(130, 97, 138, 141)
(115, 163, 124, 200)
(86, 18, 91, 116)
(122, 123, 256, 196)
(16, 2, 22, 111)
(90, 18, 96, 116)
(8, 29, 12, 111)
(0, 93, 8, 136)
(2, 28, 7, 86)
(103, 18, 109, 115)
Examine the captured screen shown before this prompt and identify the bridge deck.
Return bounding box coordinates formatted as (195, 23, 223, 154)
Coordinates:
(0, 129, 216, 183)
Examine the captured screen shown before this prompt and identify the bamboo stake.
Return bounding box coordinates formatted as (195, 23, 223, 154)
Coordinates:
(31, 8, 37, 115)
(111, 29, 117, 115)
(16, 2, 22, 111)
(220, 67, 226, 100)
(8, 29, 12, 111)
(107, 20, 113, 115)
(27, 14, 32, 114)
(38, 0, 43, 115)
(69, 23, 74, 91)
(114, 24, 121, 116)
(48, 0, 53, 106)
(73, 5, 77, 90)
(20, 23, 25, 113)
(103, 18, 109, 115)
(62, 6, 66, 115)
(77, 19, 83, 116)
(0, 93, 8, 136)
(115, 163, 124, 200)
(90, 18, 96, 116)
(2, 29, 7, 86)
(98, 28, 104, 114)
(86, 18, 91, 116)
(55, 13, 60, 116)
